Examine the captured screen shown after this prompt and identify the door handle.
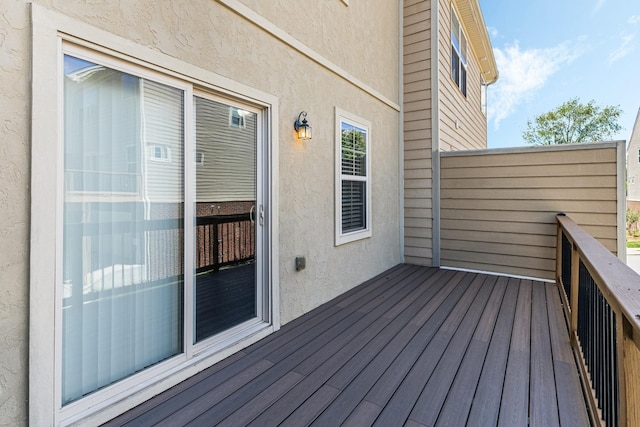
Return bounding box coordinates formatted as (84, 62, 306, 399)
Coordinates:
(250, 205, 255, 224)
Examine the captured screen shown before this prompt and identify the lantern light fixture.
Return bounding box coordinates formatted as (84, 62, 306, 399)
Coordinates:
(294, 111, 312, 140)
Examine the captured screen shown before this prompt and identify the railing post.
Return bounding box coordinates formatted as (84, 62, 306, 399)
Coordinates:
(623, 319, 640, 426)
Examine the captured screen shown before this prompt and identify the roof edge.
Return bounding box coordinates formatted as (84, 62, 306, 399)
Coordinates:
(453, 0, 498, 84)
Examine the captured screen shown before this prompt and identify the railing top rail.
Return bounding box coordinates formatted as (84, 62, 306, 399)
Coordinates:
(557, 214, 640, 340)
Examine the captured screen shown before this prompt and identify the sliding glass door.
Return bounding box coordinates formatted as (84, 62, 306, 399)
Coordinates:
(194, 96, 258, 342)
(61, 52, 265, 406)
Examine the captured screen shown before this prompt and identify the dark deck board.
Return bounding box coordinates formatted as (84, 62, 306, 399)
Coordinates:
(466, 278, 519, 426)
(546, 282, 590, 427)
(499, 279, 533, 427)
(530, 281, 560, 427)
(434, 276, 508, 426)
(104, 265, 589, 427)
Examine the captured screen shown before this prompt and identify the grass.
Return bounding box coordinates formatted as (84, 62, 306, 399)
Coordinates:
(628, 241, 640, 248)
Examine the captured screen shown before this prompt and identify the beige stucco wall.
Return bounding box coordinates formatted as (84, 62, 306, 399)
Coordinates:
(0, 3, 30, 426)
(4, 1, 401, 424)
(440, 142, 624, 280)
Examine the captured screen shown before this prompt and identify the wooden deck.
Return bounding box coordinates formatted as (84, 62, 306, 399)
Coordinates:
(104, 264, 589, 426)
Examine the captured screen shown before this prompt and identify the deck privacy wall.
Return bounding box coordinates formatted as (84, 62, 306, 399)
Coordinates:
(403, 0, 434, 266)
(440, 142, 623, 280)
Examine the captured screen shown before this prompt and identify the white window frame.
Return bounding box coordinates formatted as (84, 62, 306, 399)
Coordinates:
(451, 7, 468, 97)
(30, 6, 280, 425)
(148, 144, 172, 162)
(335, 107, 372, 246)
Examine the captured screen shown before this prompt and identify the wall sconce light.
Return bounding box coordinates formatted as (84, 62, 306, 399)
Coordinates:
(294, 111, 312, 140)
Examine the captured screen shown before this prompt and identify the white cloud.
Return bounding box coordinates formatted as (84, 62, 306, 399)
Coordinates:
(487, 41, 581, 129)
(608, 34, 635, 64)
(487, 26, 499, 39)
(629, 15, 640, 24)
(592, 0, 606, 15)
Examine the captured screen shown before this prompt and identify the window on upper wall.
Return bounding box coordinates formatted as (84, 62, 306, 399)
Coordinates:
(451, 8, 468, 97)
(637, 148, 640, 163)
(335, 108, 371, 245)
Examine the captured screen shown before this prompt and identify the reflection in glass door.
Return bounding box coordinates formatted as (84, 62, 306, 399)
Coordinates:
(194, 96, 258, 342)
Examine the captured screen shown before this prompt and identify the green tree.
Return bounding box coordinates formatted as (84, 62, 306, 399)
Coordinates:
(522, 98, 622, 145)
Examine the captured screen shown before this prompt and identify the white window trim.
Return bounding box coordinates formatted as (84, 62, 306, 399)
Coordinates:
(335, 107, 372, 246)
(30, 5, 280, 426)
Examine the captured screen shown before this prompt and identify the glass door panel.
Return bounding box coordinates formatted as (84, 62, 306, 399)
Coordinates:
(194, 96, 257, 342)
(62, 56, 184, 405)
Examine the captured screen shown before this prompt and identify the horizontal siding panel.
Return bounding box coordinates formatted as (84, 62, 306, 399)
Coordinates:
(440, 199, 617, 214)
(404, 20, 429, 36)
(441, 239, 556, 260)
(405, 158, 433, 170)
(404, 99, 431, 113)
(404, 120, 430, 132)
(442, 188, 617, 201)
(405, 237, 432, 249)
(442, 229, 556, 248)
(440, 209, 617, 226)
(405, 144, 431, 156)
(404, 31, 429, 46)
(404, 188, 431, 199)
(404, 41, 430, 56)
(405, 217, 431, 228)
(404, 110, 431, 123)
(404, 129, 432, 142)
(405, 198, 431, 209)
(404, 60, 431, 75)
(404, 179, 432, 191)
(404, 149, 430, 161)
(404, 79, 430, 92)
(441, 219, 556, 236)
(405, 226, 432, 239)
(441, 162, 617, 179)
(405, 246, 433, 259)
(405, 168, 431, 180)
(405, 207, 432, 219)
(404, 1, 430, 16)
(440, 176, 616, 190)
(404, 89, 432, 104)
(441, 149, 617, 168)
(404, 10, 429, 25)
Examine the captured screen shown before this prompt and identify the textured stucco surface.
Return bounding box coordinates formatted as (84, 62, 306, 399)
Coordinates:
(7, 0, 401, 424)
(238, 0, 400, 103)
(0, 2, 30, 426)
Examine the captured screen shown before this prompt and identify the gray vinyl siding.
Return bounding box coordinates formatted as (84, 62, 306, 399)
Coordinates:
(403, 0, 433, 266)
(195, 97, 256, 203)
(440, 143, 621, 280)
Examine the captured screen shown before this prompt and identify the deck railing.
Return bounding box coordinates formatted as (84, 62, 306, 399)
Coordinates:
(556, 214, 640, 427)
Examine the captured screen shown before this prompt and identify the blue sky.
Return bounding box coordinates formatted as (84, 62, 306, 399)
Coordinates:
(479, 0, 640, 148)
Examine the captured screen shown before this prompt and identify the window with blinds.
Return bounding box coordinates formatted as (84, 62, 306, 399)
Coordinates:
(335, 108, 371, 245)
(451, 8, 468, 97)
